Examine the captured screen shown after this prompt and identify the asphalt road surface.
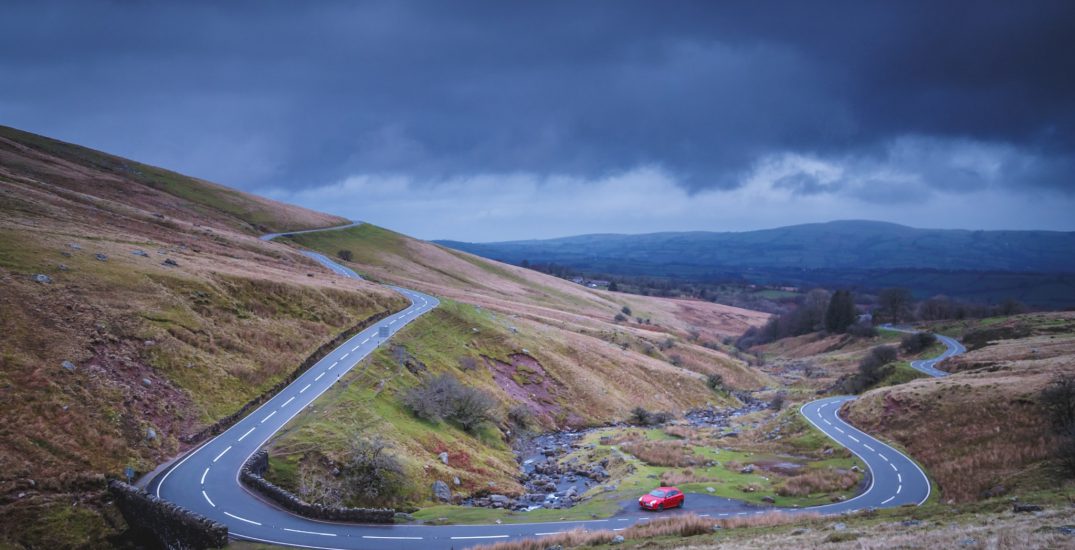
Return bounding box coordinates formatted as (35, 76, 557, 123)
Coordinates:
(151, 225, 963, 548)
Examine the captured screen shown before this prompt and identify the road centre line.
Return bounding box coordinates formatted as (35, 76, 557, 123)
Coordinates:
(224, 511, 261, 525)
(238, 426, 256, 441)
(200, 467, 209, 485)
(282, 396, 295, 407)
(213, 446, 231, 463)
(300, 384, 311, 393)
(261, 411, 276, 423)
(202, 490, 215, 507)
(451, 535, 508, 540)
(283, 528, 336, 537)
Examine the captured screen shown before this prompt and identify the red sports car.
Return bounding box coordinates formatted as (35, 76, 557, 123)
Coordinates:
(638, 486, 685, 511)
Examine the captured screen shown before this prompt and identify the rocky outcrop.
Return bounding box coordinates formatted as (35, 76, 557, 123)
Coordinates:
(240, 450, 394, 524)
(108, 480, 227, 549)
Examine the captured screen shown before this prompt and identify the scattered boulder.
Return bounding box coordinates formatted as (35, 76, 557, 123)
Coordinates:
(438, 452, 449, 465)
(162, 258, 179, 267)
(901, 519, 924, 527)
(146, 428, 157, 441)
(1012, 502, 1043, 513)
(142, 378, 153, 387)
(32, 273, 52, 284)
(489, 494, 511, 507)
(762, 496, 776, 504)
(132, 250, 150, 257)
(452, 476, 461, 486)
(432, 480, 451, 502)
(61, 360, 77, 372)
(706, 487, 715, 493)
(611, 535, 625, 545)
(95, 253, 108, 261)
(67, 243, 81, 250)
(832, 522, 846, 531)
(740, 464, 755, 474)
(58, 264, 69, 271)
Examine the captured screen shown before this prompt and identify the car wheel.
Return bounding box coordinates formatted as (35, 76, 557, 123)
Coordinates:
(657, 504, 664, 511)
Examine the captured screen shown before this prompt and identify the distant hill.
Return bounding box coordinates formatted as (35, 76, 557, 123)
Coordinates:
(437, 221, 1075, 307)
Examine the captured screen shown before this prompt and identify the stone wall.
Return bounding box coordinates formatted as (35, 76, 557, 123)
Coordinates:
(108, 480, 227, 549)
(240, 450, 395, 523)
(183, 309, 393, 444)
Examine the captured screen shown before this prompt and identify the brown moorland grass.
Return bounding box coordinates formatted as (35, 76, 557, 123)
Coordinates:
(622, 440, 699, 468)
(0, 127, 404, 546)
(844, 317, 1075, 502)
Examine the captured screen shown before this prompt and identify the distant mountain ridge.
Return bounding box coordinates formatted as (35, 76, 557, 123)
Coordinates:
(437, 220, 1075, 274)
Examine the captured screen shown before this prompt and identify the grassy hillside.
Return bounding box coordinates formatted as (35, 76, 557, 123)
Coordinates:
(264, 226, 773, 512)
(844, 312, 1075, 503)
(0, 127, 404, 547)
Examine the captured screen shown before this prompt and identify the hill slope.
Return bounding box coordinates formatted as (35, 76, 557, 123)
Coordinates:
(0, 127, 405, 547)
(0, 126, 771, 546)
(438, 221, 1075, 307)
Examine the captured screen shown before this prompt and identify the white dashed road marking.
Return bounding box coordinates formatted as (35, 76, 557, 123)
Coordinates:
(261, 411, 276, 423)
(864, 444, 876, 452)
(238, 426, 256, 441)
(315, 372, 325, 381)
(200, 468, 209, 485)
(224, 511, 261, 526)
(362, 536, 424, 540)
(283, 528, 336, 537)
(300, 384, 311, 393)
(213, 446, 231, 463)
(202, 490, 215, 507)
(882, 496, 895, 504)
(282, 396, 295, 407)
(451, 535, 508, 540)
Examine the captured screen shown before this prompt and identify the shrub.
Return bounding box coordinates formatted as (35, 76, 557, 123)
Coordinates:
(769, 393, 785, 411)
(614, 313, 628, 322)
(337, 249, 354, 261)
(706, 373, 725, 391)
(1041, 373, 1075, 475)
(402, 374, 496, 432)
(342, 438, 406, 505)
(900, 332, 937, 354)
(628, 406, 673, 426)
(843, 345, 899, 393)
(621, 305, 632, 316)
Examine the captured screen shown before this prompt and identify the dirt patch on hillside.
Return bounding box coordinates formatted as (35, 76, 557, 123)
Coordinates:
(485, 353, 576, 425)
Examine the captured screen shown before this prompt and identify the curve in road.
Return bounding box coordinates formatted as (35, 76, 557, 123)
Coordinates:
(151, 224, 964, 549)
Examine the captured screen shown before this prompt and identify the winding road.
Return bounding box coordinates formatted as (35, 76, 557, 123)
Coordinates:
(150, 223, 963, 549)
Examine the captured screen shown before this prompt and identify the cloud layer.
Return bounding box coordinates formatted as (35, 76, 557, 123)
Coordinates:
(2, 1, 1073, 238)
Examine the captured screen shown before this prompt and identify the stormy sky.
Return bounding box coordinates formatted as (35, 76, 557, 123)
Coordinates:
(2, 1, 1074, 241)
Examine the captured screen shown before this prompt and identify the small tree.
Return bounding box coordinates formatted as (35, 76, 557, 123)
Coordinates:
(825, 289, 857, 333)
(337, 249, 354, 262)
(608, 281, 619, 292)
(630, 406, 652, 425)
(450, 385, 497, 432)
(342, 437, 406, 505)
(621, 305, 633, 316)
(878, 287, 914, 323)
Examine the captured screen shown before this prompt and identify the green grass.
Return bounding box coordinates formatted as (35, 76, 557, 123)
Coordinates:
(876, 362, 931, 387)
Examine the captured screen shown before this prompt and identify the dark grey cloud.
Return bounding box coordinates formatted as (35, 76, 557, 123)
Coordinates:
(1, 1, 1073, 208)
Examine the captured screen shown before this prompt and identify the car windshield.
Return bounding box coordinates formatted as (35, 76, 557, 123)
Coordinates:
(648, 489, 667, 497)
